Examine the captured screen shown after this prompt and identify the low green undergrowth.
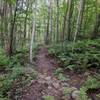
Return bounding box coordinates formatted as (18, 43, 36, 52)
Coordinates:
(84, 75, 100, 89)
(0, 66, 37, 99)
(0, 49, 9, 71)
(43, 95, 55, 100)
(49, 40, 100, 100)
(78, 75, 100, 100)
(54, 68, 69, 81)
(62, 75, 100, 100)
(49, 39, 100, 72)
(0, 47, 38, 99)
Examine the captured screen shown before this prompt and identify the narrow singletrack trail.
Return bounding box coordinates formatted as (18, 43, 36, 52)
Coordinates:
(21, 47, 77, 100)
(36, 47, 54, 75)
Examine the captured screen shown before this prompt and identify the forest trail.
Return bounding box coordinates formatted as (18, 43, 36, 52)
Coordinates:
(21, 47, 73, 100)
(36, 47, 54, 75)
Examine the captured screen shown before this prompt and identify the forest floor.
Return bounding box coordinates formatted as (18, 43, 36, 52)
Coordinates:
(20, 47, 100, 100)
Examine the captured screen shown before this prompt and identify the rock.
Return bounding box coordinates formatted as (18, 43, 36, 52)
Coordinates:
(48, 86, 52, 89)
(61, 82, 69, 87)
(45, 76, 51, 81)
(52, 83, 60, 89)
(71, 90, 80, 99)
(30, 80, 38, 85)
(62, 87, 78, 97)
(41, 92, 45, 95)
(26, 93, 30, 96)
(47, 80, 52, 85)
(70, 87, 78, 91)
(84, 72, 90, 76)
(62, 95, 70, 100)
(96, 94, 100, 100)
(38, 79, 46, 84)
(62, 87, 77, 92)
(38, 75, 45, 79)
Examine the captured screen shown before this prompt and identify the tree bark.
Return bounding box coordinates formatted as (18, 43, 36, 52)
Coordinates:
(66, 0, 73, 41)
(9, 0, 18, 56)
(74, 0, 85, 42)
(56, 0, 60, 42)
(29, 0, 36, 63)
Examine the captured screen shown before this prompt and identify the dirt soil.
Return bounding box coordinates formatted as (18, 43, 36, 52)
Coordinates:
(21, 47, 65, 100)
(20, 47, 100, 100)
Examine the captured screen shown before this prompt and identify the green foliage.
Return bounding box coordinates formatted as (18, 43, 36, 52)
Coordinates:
(78, 87, 89, 100)
(63, 87, 72, 96)
(5, 0, 16, 5)
(77, 75, 100, 100)
(0, 66, 37, 98)
(57, 73, 68, 81)
(0, 49, 9, 70)
(43, 95, 55, 100)
(0, 97, 10, 100)
(49, 39, 100, 72)
(84, 75, 100, 89)
(54, 68, 63, 75)
(0, 48, 37, 99)
(8, 47, 29, 68)
(54, 68, 69, 81)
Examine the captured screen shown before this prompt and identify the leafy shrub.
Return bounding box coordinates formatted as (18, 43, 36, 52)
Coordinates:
(0, 66, 37, 98)
(43, 95, 55, 100)
(0, 46, 38, 99)
(77, 75, 100, 100)
(54, 68, 69, 81)
(84, 75, 100, 89)
(0, 49, 9, 70)
(49, 39, 100, 72)
(0, 97, 10, 100)
(78, 87, 89, 100)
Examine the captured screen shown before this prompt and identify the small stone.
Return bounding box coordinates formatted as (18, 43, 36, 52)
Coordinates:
(48, 86, 52, 89)
(26, 93, 30, 96)
(70, 87, 78, 91)
(47, 80, 52, 85)
(45, 76, 51, 81)
(84, 72, 90, 76)
(61, 82, 69, 87)
(38, 75, 45, 79)
(62, 87, 78, 95)
(38, 79, 46, 84)
(96, 94, 100, 100)
(42, 92, 45, 95)
(52, 83, 60, 89)
(62, 95, 70, 100)
(71, 90, 80, 99)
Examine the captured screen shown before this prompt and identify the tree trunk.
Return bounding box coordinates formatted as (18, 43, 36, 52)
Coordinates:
(45, 0, 51, 45)
(56, 0, 59, 42)
(29, 0, 36, 63)
(23, 0, 29, 47)
(74, 0, 85, 42)
(66, 0, 73, 41)
(91, 0, 100, 39)
(9, 0, 18, 56)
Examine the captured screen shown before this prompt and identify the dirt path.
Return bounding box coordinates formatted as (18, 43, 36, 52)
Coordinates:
(21, 47, 71, 100)
(36, 47, 54, 75)
(20, 47, 100, 100)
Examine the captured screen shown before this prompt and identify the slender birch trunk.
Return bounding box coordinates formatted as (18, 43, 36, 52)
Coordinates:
(66, 0, 73, 41)
(29, 0, 36, 63)
(56, 0, 59, 42)
(9, 0, 18, 56)
(73, 0, 85, 42)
